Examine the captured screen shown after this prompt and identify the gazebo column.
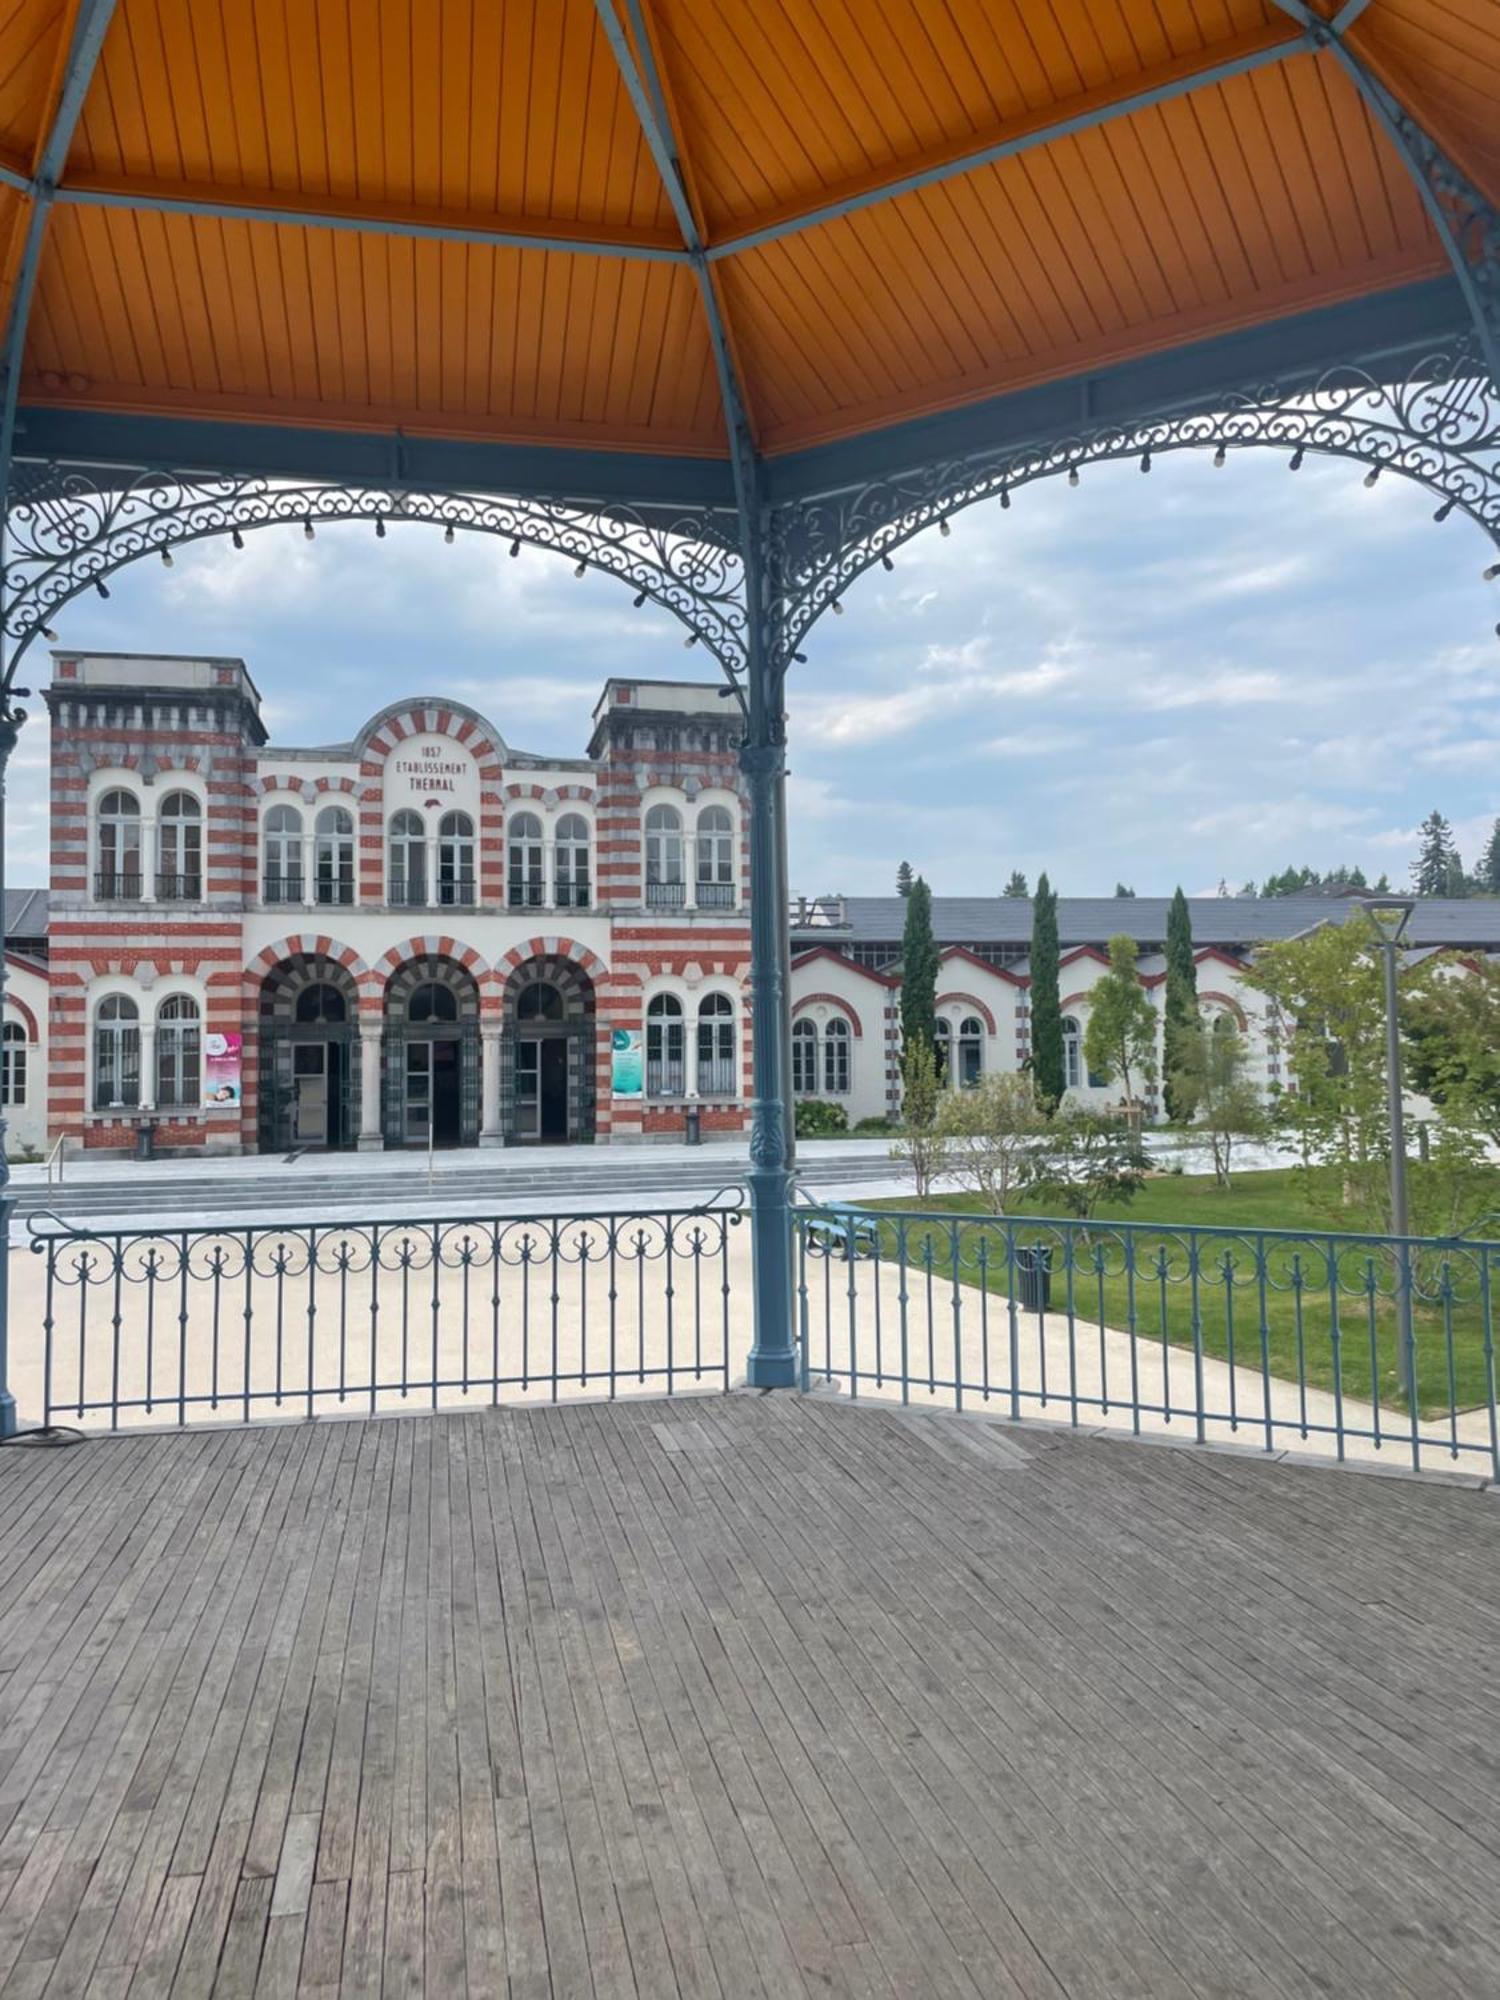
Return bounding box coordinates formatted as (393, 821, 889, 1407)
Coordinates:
(357, 1017, 384, 1150)
(740, 524, 797, 1389)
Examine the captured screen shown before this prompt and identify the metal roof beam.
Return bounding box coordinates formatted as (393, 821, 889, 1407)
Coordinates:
(1269, 0, 1500, 385)
(704, 23, 1313, 263)
(1, 1, 117, 490)
(51, 176, 691, 263)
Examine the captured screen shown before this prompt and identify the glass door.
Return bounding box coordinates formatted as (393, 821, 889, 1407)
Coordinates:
(516, 1040, 541, 1139)
(405, 1040, 432, 1144)
(292, 1044, 328, 1145)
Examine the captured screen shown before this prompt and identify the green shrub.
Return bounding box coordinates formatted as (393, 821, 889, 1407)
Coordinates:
(852, 1116, 891, 1136)
(795, 1099, 849, 1138)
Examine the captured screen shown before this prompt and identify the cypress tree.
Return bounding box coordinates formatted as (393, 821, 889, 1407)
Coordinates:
(1029, 872, 1064, 1109)
(1483, 819, 1500, 896)
(896, 859, 914, 898)
(1162, 885, 1198, 1121)
(900, 875, 939, 1059)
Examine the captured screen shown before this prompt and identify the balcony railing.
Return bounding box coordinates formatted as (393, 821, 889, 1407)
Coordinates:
(263, 874, 305, 904)
(555, 880, 591, 910)
(437, 878, 476, 907)
(314, 879, 355, 906)
(793, 1205, 1500, 1477)
(94, 871, 143, 901)
(646, 879, 686, 910)
(695, 1056, 737, 1097)
(29, 1198, 745, 1430)
(388, 879, 427, 907)
(695, 880, 737, 909)
(508, 881, 545, 909)
(155, 872, 202, 901)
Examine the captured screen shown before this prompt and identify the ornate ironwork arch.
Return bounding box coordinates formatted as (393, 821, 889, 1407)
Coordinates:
(773, 339, 1500, 662)
(0, 467, 749, 684)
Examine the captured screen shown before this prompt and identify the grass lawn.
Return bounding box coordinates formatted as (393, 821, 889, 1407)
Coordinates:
(857, 1167, 1500, 1420)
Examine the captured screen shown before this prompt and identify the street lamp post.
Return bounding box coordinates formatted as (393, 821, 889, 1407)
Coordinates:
(1356, 896, 1417, 1442)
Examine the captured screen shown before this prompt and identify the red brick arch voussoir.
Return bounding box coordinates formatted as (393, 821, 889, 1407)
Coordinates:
(936, 992, 998, 1035)
(792, 992, 863, 1036)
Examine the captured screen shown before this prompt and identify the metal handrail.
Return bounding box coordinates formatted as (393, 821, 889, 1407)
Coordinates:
(43, 1134, 64, 1188)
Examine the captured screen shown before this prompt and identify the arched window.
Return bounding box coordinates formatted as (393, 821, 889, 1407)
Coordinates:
(697, 993, 736, 1097)
(792, 1019, 819, 1096)
(517, 982, 565, 1022)
(264, 804, 304, 904)
(389, 809, 426, 907)
(1, 1021, 27, 1106)
(958, 1016, 984, 1088)
(933, 1016, 952, 1083)
(314, 806, 355, 906)
(1061, 1016, 1081, 1092)
(437, 811, 475, 907)
(695, 805, 735, 908)
(407, 981, 460, 1025)
(157, 792, 202, 900)
(646, 993, 685, 1096)
(555, 813, 591, 910)
(94, 994, 141, 1110)
(644, 804, 684, 908)
(96, 788, 142, 901)
(508, 812, 544, 909)
(823, 1017, 851, 1094)
(294, 982, 347, 1024)
(156, 994, 201, 1109)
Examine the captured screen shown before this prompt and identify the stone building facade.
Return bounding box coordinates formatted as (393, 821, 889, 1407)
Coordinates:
(43, 655, 751, 1154)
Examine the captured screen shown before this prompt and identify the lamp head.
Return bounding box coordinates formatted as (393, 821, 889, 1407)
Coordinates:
(1355, 895, 1415, 946)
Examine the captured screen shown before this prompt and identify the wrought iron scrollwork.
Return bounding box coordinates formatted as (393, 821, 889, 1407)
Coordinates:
(0, 467, 748, 681)
(772, 340, 1500, 659)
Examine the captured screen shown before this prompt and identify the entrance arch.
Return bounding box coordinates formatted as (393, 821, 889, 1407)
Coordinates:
(256, 952, 361, 1153)
(503, 956, 598, 1145)
(383, 954, 482, 1149)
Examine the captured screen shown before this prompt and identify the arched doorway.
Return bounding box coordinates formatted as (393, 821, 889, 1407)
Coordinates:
(504, 957, 597, 1145)
(258, 954, 360, 1152)
(383, 955, 481, 1148)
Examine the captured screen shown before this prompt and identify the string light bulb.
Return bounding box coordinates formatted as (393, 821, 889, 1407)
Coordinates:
(444, 523, 454, 544)
(793, 651, 808, 664)
(939, 517, 951, 537)
(94, 579, 109, 600)
(574, 559, 587, 579)
(1067, 466, 1079, 487)
(232, 528, 244, 550)
(41, 625, 58, 642)
(1363, 466, 1380, 489)
(1140, 450, 1151, 473)
(881, 553, 894, 572)
(160, 548, 173, 568)
(1000, 489, 1010, 509)
(1484, 561, 1500, 582)
(632, 589, 647, 607)
(1434, 497, 1457, 522)
(831, 598, 844, 615)
(683, 631, 698, 649)
(375, 516, 386, 538)
(1213, 443, 1226, 469)
(1289, 446, 1304, 471)
(509, 539, 520, 558)
(303, 518, 314, 541)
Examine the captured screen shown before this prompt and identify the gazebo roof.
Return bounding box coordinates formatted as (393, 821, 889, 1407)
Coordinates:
(0, 0, 1493, 498)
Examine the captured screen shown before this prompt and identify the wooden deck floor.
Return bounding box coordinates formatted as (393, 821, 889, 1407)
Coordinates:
(1, 1396, 1497, 1999)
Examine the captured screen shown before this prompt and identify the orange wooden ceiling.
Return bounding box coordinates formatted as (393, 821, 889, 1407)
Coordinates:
(0, 0, 1492, 461)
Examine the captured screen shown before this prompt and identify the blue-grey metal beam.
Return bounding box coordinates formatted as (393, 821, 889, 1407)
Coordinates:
(0, 160, 29, 195)
(1268, 0, 1500, 387)
(702, 26, 1315, 264)
(52, 180, 691, 264)
(0, 0, 118, 1442)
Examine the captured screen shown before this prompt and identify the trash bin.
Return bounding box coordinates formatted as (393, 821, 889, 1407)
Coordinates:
(135, 1119, 157, 1162)
(1016, 1243, 1051, 1312)
(684, 1103, 702, 1147)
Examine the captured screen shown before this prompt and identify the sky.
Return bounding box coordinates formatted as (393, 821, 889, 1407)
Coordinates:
(13, 448, 1500, 901)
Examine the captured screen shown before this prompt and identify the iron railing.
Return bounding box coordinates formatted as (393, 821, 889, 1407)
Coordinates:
(646, 879, 686, 909)
(793, 1204, 1500, 1477)
(695, 880, 736, 909)
(28, 1196, 744, 1430)
(94, 871, 142, 900)
(263, 873, 304, 904)
(154, 871, 201, 900)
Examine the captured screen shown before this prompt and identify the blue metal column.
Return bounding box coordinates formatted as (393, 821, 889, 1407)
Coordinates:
(740, 507, 797, 1388)
(0, 705, 16, 1437)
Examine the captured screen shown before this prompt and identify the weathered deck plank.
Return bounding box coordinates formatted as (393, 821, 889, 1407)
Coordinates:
(1, 1396, 1497, 1996)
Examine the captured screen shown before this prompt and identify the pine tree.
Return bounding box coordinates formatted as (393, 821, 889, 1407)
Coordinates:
(1029, 872, 1064, 1110)
(1412, 809, 1458, 896)
(1482, 819, 1500, 895)
(896, 859, 913, 899)
(1161, 886, 1198, 1122)
(900, 876, 939, 1059)
(1114, 882, 1136, 898)
(1002, 869, 1028, 898)
(1373, 871, 1391, 893)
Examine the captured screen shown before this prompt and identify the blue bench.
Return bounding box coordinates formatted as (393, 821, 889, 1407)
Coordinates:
(802, 1205, 881, 1259)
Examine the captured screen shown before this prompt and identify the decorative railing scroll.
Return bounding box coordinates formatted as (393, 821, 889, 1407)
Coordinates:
(771, 340, 1500, 661)
(0, 468, 748, 681)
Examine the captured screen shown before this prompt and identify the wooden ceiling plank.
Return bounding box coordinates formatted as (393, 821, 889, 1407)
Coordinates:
(219, 0, 268, 189)
(1092, 111, 1213, 316)
(1249, 60, 1342, 275)
(1146, 92, 1259, 297)
(440, 0, 472, 212)
(525, 0, 562, 220)
(154, 0, 207, 180)
(218, 213, 272, 400)
(314, 0, 358, 203)
(939, 170, 1056, 356)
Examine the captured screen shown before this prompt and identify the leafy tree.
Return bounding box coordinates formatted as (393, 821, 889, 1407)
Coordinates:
(1025, 1108, 1149, 1220)
(1404, 958, 1500, 1148)
(896, 859, 913, 898)
(1481, 819, 1500, 896)
(891, 1037, 950, 1199)
(1082, 933, 1157, 1114)
(1161, 886, 1197, 1122)
(899, 875, 939, 1058)
(1002, 869, 1028, 898)
(1168, 1015, 1268, 1188)
(1114, 882, 1136, 898)
(1373, 872, 1391, 893)
(1412, 809, 1459, 896)
(936, 1074, 1046, 1214)
(1029, 872, 1064, 1110)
